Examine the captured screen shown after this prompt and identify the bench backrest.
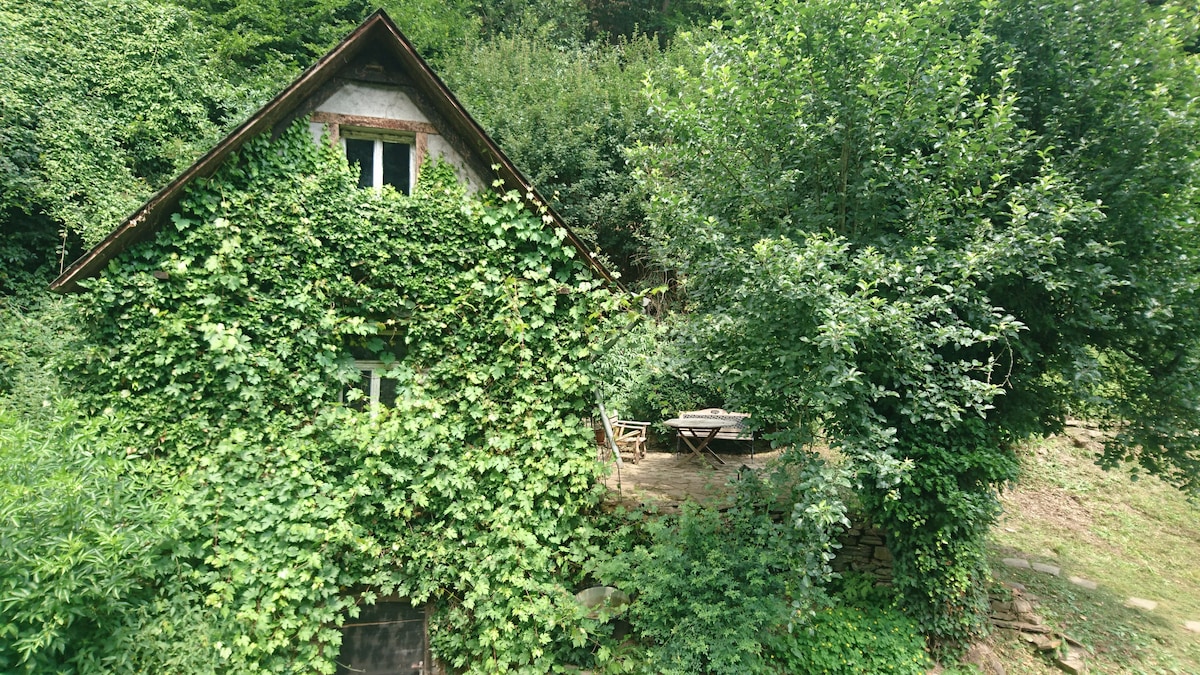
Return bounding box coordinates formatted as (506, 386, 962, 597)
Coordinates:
(679, 408, 749, 428)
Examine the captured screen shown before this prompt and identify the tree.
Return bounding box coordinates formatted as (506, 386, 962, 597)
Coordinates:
(177, 0, 480, 73)
(0, 0, 246, 291)
(440, 35, 661, 280)
(634, 0, 1200, 649)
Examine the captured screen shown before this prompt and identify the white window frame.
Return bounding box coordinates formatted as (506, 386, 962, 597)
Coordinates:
(343, 360, 399, 416)
(341, 127, 415, 194)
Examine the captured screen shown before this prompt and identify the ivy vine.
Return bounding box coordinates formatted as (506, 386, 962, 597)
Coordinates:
(64, 120, 623, 673)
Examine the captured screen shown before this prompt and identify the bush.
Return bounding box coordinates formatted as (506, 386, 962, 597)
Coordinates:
(0, 403, 186, 673)
(767, 603, 932, 675)
(595, 454, 848, 674)
(594, 318, 723, 423)
(0, 294, 75, 418)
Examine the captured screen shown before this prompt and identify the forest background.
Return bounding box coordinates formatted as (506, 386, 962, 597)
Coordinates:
(3, 0, 1200, 673)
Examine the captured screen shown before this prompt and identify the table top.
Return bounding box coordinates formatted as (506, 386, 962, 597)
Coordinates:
(662, 417, 727, 429)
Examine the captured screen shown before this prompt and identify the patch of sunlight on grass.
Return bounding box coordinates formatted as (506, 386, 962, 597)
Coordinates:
(988, 424, 1200, 674)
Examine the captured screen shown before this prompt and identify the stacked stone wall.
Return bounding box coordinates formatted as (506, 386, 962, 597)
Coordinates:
(832, 519, 893, 583)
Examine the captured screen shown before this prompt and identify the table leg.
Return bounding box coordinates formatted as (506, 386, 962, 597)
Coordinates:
(678, 427, 726, 466)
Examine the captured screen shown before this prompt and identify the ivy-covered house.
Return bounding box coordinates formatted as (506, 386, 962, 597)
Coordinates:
(51, 11, 621, 674)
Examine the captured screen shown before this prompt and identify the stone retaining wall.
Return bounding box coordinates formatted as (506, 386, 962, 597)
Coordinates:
(832, 520, 893, 583)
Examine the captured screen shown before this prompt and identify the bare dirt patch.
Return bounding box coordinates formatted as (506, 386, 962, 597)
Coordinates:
(599, 443, 787, 512)
(995, 424, 1107, 554)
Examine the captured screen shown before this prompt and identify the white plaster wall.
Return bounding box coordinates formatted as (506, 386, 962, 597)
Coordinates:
(316, 82, 430, 122)
(308, 121, 328, 145)
(427, 134, 486, 192)
(313, 82, 488, 192)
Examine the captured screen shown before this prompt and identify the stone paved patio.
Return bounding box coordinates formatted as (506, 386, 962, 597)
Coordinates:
(599, 444, 786, 512)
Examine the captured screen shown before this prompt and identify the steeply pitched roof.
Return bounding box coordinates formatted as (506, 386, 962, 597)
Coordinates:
(50, 9, 618, 293)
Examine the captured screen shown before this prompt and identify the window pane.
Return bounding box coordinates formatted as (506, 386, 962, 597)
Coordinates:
(336, 602, 427, 674)
(382, 142, 411, 194)
(379, 377, 398, 407)
(345, 138, 375, 189)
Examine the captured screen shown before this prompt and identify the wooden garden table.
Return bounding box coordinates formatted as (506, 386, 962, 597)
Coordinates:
(663, 417, 727, 466)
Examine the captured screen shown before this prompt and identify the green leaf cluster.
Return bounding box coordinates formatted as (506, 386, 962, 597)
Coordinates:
(62, 120, 622, 672)
(765, 601, 931, 675)
(592, 318, 723, 424)
(440, 35, 661, 281)
(633, 0, 1200, 650)
(0, 403, 203, 673)
(595, 454, 850, 674)
(0, 0, 244, 247)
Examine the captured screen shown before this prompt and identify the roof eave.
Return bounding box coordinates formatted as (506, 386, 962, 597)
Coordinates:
(51, 10, 619, 293)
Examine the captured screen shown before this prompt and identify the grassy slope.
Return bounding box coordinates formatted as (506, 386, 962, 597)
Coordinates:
(986, 423, 1200, 674)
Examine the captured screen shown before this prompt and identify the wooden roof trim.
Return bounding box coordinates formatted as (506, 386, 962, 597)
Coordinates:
(51, 10, 618, 292)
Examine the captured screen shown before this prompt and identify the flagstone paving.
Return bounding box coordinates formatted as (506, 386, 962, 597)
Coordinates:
(1126, 597, 1159, 611)
(1030, 562, 1061, 576)
(997, 552, 1200, 647)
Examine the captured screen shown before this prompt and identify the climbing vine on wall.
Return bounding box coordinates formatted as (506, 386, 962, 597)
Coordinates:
(64, 121, 623, 673)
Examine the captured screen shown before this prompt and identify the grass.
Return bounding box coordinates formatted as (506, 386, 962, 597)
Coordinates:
(606, 423, 1200, 673)
(985, 423, 1200, 674)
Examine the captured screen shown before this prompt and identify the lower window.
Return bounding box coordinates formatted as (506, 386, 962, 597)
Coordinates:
(336, 600, 431, 674)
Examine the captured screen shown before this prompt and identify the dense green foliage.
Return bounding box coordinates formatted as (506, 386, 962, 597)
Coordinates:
(583, 0, 726, 44)
(178, 0, 480, 73)
(57, 121, 622, 672)
(635, 0, 1200, 650)
(0, 0, 245, 248)
(766, 602, 930, 675)
(595, 454, 850, 674)
(440, 35, 659, 280)
(593, 319, 723, 423)
(0, 405, 189, 673)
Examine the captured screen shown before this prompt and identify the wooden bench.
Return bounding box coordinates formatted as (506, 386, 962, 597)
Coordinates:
(675, 408, 756, 457)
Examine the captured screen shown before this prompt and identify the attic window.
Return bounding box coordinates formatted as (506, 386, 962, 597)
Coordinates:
(344, 360, 399, 412)
(343, 128, 412, 195)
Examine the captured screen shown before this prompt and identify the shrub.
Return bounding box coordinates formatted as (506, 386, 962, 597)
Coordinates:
(594, 318, 723, 423)
(767, 603, 932, 675)
(596, 453, 848, 674)
(0, 403, 186, 673)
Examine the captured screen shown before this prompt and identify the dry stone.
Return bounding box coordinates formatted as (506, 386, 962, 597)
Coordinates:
(1125, 597, 1158, 611)
(1055, 646, 1088, 674)
(1002, 557, 1031, 569)
(992, 619, 1051, 633)
(833, 516, 895, 583)
(1184, 621, 1200, 634)
(1031, 562, 1061, 576)
(1068, 576, 1097, 590)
